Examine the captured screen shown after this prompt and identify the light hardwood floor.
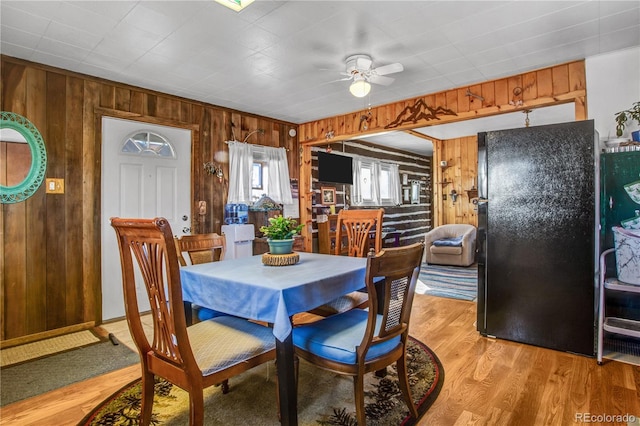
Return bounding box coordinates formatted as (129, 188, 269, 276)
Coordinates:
(2, 295, 639, 426)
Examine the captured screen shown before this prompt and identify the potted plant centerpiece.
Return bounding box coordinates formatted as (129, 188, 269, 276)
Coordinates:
(615, 101, 640, 141)
(260, 215, 304, 255)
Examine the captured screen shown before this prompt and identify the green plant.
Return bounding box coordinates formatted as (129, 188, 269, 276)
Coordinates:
(260, 215, 303, 240)
(615, 101, 640, 137)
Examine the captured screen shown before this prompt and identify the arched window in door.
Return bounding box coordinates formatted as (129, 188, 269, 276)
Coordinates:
(121, 131, 176, 158)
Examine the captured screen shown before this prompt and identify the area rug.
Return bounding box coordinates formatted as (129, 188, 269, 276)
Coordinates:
(80, 337, 443, 426)
(1, 339, 139, 406)
(416, 263, 478, 301)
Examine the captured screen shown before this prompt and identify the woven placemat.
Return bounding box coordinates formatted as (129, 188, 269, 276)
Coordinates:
(262, 252, 300, 266)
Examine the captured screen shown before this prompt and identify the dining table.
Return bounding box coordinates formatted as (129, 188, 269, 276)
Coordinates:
(179, 251, 367, 426)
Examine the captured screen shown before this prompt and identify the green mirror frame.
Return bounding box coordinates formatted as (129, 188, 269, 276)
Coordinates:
(0, 111, 47, 204)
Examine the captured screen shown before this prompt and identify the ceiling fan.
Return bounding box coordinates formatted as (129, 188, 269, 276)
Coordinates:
(337, 54, 404, 98)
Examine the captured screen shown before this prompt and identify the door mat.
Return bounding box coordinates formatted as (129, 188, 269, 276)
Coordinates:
(1, 330, 100, 367)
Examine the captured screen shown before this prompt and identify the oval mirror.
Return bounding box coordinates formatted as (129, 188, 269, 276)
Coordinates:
(0, 112, 47, 203)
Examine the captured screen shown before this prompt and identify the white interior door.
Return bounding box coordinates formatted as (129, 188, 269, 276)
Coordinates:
(101, 117, 191, 321)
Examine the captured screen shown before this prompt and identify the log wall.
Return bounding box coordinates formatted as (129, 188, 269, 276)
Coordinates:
(311, 141, 431, 249)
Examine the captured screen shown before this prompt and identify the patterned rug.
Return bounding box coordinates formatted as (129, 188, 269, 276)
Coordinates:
(416, 263, 478, 301)
(80, 337, 443, 426)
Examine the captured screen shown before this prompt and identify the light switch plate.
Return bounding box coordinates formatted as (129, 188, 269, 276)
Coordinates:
(46, 178, 64, 194)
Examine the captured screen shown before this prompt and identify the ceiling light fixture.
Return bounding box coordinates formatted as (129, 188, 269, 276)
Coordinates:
(213, 0, 254, 12)
(349, 76, 371, 98)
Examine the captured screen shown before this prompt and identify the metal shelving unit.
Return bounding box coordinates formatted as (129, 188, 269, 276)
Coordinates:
(597, 248, 640, 365)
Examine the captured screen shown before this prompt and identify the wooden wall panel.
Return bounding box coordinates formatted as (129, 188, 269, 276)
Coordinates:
(65, 76, 84, 325)
(25, 67, 48, 335)
(432, 136, 478, 228)
(1, 55, 298, 342)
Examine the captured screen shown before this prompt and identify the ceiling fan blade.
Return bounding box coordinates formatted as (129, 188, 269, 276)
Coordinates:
(329, 76, 353, 83)
(373, 63, 404, 76)
(355, 56, 372, 70)
(369, 74, 395, 86)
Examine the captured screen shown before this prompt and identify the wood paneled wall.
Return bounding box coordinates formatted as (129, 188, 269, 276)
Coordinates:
(0, 56, 298, 342)
(298, 61, 586, 240)
(432, 136, 478, 227)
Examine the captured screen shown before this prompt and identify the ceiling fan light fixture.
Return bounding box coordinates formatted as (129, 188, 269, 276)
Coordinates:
(214, 0, 254, 12)
(349, 78, 371, 98)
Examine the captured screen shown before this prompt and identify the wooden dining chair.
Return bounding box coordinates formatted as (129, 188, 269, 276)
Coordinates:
(310, 208, 384, 317)
(175, 232, 226, 266)
(293, 242, 425, 425)
(175, 233, 228, 322)
(335, 208, 384, 257)
(110, 217, 276, 426)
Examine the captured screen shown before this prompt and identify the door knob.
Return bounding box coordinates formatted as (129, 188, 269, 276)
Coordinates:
(182, 227, 191, 233)
(182, 215, 189, 221)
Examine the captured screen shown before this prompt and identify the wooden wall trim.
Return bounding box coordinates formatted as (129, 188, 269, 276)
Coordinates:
(297, 60, 586, 144)
(298, 60, 586, 235)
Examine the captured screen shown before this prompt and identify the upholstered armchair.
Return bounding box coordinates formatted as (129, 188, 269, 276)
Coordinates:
(424, 224, 476, 267)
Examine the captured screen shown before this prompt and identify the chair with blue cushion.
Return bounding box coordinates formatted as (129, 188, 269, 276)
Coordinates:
(111, 218, 276, 425)
(293, 242, 425, 425)
(423, 223, 476, 266)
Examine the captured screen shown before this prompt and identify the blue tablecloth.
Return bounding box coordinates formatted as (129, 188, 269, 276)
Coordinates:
(180, 252, 367, 341)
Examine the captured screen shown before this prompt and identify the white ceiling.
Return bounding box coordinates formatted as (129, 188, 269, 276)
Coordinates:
(2, 1, 639, 155)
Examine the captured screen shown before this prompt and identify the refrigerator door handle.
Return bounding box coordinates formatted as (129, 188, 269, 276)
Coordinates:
(609, 196, 613, 209)
(478, 198, 489, 203)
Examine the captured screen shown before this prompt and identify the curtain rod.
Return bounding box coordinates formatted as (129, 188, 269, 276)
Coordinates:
(224, 140, 289, 151)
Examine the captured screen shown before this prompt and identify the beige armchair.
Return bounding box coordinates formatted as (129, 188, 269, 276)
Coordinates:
(424, 224, 476, 267)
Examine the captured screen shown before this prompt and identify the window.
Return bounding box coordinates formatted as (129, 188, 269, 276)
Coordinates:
(252, 162, 264, 189)
(352, 156, 401, 206)
(251, 161, 268, 202)
(227, 141, 293, 206)
(121, 131, 175, 158)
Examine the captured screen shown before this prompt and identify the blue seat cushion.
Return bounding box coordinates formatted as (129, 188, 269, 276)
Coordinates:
(196, 307, 228, 321)
(433, 236, 463, 247)
(292, 309, 401, 364)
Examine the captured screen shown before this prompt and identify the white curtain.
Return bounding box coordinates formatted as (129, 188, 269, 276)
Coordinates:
(351, 156, 401, 206)
(227, 141, 253, 204)
(371, 161, 381, 205)
(227, 142, 292, 205)
(388, 163, 402, 205)
(351, 156, 365, 205)
(263, 146, 293, 205)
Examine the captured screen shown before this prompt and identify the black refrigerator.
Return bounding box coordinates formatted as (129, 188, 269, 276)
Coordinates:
(477, 120, 599, 356)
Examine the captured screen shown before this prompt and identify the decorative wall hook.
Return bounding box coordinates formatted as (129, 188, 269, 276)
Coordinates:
(325, 130, 334, 140)
(450, 189, 459, 203)
(203, 162, 224, 182)
(465, 89, 484, 102)
(509, 86, 524, 107)
(523, 109, 533, 127)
